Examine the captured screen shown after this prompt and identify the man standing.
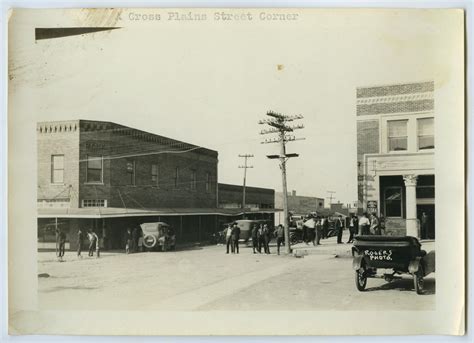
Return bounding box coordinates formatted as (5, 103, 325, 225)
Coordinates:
(231, 223, 240, 254)
(263, 224, 271, 254)
(225, 224, 233, 254)
(125, 228, 132, 254)
(420, 212, 429, 239)
(275, 224, 285, 255)
(77, 228, 84, 258)
(336, 215, 344, 244)
(347, 214, 357, 243)
(370, 214, 380, 235)
(88, 229, 97, 257)
(322, 216, 329, 239)
(58, 229, 66, 261)
(251, 223, 259, 254)
(359, 212, 371, 235)
(315, 217, 322, 245)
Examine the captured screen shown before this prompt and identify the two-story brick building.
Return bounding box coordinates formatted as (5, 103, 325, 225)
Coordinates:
(37, 120, 277, 249)
(356, 81, 435, 239)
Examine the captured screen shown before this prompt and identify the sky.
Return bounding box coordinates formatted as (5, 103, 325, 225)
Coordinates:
(9, 8, 456, 205)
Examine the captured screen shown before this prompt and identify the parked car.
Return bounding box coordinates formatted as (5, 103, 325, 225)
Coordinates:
(140, 222, 176, 251)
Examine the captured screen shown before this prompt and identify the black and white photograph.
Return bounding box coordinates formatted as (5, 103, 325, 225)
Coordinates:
(6, 7, 465, 336)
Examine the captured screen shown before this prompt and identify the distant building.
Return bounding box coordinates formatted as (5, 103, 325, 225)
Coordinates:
(356, 81, 435, 238)
(218, 183, 274, 210)
(275, 190, 324, 215)
(37, 120, 277, 249)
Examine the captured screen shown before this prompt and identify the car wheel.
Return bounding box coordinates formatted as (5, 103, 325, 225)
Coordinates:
(413, 266, 424, 295)
(355, 265, 367, 291)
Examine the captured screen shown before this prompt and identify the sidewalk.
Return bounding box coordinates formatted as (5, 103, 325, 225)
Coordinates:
(291, 231, 435, 258)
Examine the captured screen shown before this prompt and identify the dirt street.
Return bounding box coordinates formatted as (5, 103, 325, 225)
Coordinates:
(38, 236, 435, 311)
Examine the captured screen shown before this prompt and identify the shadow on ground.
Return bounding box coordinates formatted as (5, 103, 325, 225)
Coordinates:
(364, 278, 436, 295)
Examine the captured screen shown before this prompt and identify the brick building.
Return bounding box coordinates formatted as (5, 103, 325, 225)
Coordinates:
(274, 190, 324, 225)
(218, 183, 275, 210)
(356, 81, 435, 238)
(37, 120, 276, 249)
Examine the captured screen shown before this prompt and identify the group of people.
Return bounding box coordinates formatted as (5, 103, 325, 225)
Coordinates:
(301, 215, 346, 245)
(224, 223, 285, 255)
(55, 228, 101, 261)
(250, 223, 273, 254)
(357, 212, 386, 237)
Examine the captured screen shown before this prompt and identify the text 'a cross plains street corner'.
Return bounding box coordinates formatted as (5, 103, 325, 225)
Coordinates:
(127, 11, 300, 22)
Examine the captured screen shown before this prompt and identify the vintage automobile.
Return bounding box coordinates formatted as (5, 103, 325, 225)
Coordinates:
(140, 222, 176, 252)
(352, 235, 435, 295)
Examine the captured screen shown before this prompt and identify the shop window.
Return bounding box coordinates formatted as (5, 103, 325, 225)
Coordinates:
(151, 164, 159, 187)
(51, 155, 64, 183)
(86, 155, 103, 183)
(418, 118, 434, 150)
(126, 161, 136, 185)
(387, 120, 408, 152)
(384, 187, 403, 217)
(82, 199, 107, 207)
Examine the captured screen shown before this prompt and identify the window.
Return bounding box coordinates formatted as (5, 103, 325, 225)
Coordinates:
(384, 187, 403, 217)
(86, 156, 103, 183)
(418, 118, 434, 150)
(51, 155, 64, 183)
(174, 167, 179, 188)
(206, 173, 211, 193)
(151, 164, 159, 187)
(126, 161, 136, 185)
(82, 199, 107, 207)
(191, 170, 197, 190)
(387, 120, 408, 151)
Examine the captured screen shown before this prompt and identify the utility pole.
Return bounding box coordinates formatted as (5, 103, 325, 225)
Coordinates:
(327, 190, 336, 207)
(238, 154, 254, 215)
(259, 110, 304, 254)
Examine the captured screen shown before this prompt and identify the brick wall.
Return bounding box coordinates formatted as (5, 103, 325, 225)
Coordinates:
(218, 183, 274, 208)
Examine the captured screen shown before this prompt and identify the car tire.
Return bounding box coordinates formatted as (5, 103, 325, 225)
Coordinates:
(355, 264, 367, 291)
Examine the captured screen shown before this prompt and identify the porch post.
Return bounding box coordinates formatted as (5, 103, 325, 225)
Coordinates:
(403, 174, 418, 238)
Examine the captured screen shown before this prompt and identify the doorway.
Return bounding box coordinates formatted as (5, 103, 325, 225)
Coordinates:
(417, 204, 435, 240)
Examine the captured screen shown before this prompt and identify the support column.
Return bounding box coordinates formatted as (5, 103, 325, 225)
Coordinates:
(403, 174, 418, 238)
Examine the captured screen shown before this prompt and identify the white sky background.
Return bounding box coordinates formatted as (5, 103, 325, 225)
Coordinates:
(9, 8, 454, 205)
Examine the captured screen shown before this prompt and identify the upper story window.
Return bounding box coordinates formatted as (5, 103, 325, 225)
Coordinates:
(387, 120, 408, 152)
(51, 155, 64, 183)
(191, 170, 197, 190)
(418, 117, 434, 150)
(151, 164, 159, 187)
(174, 167, 179, 188)
(86, 156, 103, 183)
(126, 161, 136, 186)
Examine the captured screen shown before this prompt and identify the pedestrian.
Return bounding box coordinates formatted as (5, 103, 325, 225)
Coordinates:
(251, 224, 259, 254)
(275, 224, 285, 255)
(336, 215, 344, 244)
(347, 214, 357, 243)
(359, 212, 371, 235)
(132, 227, 139, 253)
(77, 228, 84, 258)
(87, 229, 97, 257)
(379, 213, 386, 236)
(302, 217, 309, 244)
(370, 213, 380, 235)
(225, 224, 233, 254)
(304, 216, 316, 246)
(58, 229, 66, 261)
(94, 231, 100, 258)
(322, 216, 329, 239)
(257, 224, 264, 253)
(125, 228, 132, 254)
(315, 217, 322, 245)
(138, 231, 144, 252)
(263, 224, 271, 254)
(231, 223, 240, 254)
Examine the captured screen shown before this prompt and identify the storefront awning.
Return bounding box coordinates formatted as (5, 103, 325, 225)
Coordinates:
(37, 207, 282, 219)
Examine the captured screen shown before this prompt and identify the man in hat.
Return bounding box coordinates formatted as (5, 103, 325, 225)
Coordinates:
(231, 222, 241, 254)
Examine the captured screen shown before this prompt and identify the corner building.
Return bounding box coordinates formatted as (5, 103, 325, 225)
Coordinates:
(356, 81, 435, 239)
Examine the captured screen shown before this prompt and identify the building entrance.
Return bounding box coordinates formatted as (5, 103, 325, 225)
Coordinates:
(417, 204, 435, 240)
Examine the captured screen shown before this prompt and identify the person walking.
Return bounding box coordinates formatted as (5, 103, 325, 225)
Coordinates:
(77, 228, 84, 258)
(370, 213, 380, 235)
(263, 224, 271, 254)
(225, 224, 233, 254)
(251, 224, 259, 254)
(359, 212, 371, 235)
(125, 228, 132, 254)
(231, 223, 240, 254)
(275, 224, 285, 255)
(336, 215, 344, 244)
